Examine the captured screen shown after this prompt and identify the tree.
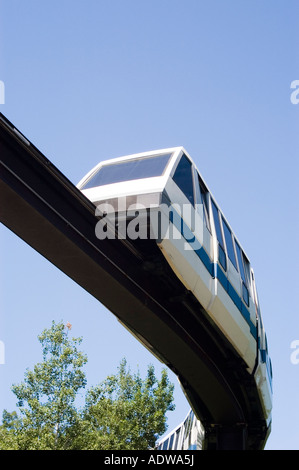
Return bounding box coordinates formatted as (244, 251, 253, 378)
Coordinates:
(0, 321, 87, 449)
(0, 321, 175, 450)
(77, 358, 175, 449)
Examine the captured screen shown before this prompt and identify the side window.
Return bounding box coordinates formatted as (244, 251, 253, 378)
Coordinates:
(174, 428, 181, 449)
(235, 241, 246, 283)
(173, 154, 194, 205)
(243, 254, 251, 287)
(211, 200, 223, 246)
(169, 433, 174, 449)
(222, 217, 237, 270)
(194, 171, 211, 231)
(162, 438, 169, 450)
(235, 241, 250, 305)
(211, 200, 226, 270)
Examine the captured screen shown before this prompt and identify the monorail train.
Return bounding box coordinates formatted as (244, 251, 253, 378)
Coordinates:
(156, 409, 205, 451)
(77, 147, 273, 432)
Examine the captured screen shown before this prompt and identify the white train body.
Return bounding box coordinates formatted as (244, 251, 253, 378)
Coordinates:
(156, 409, 205, 451)
(77, 147, 273, 428)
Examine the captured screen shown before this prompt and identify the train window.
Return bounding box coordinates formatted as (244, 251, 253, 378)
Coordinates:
(211, 200, 224, 247)
(174, 428, 180, 448)
(222, 218, 237, 269)
(169, 433, 174, 449)
(211, 200, 226, 270)
(243, 254, 251, 287)
(183, 414, 192, 442)
(172, 154, 195, 205)
(242, 284, 249, 306)
(194, 171, 211, 230)
(235, 241, 246, 283)
(162, 438, 168, 450)
(82, 153, 172, 189)
(235, 242, 250, 304)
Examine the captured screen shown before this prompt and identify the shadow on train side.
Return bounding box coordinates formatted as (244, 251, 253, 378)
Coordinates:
(0, 114, 272, 449)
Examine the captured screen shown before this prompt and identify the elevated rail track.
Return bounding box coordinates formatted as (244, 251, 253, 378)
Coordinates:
(0, 113, 268, 449)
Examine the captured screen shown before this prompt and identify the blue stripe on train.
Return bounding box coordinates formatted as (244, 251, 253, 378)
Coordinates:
(174, 212, 257, 339)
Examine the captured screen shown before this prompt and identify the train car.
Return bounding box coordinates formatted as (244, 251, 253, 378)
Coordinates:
(77, 146, 273, 431)
(156, 409, 205, 451)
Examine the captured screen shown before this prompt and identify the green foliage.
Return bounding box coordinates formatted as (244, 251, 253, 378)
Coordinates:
(80, 358, 175, 450)
(0, 321, 87, 449)
(0, 321, 175, 450)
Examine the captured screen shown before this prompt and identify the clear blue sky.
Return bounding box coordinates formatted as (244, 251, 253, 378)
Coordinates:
(0, 0, 298, 449)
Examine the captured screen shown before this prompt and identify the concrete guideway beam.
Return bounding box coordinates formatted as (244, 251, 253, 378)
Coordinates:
(0, 113, 267, 449)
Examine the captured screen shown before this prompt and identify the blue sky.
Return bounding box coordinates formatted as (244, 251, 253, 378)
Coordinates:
(0, 0, 298, 449)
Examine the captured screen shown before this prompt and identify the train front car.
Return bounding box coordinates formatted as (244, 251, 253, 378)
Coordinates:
(77, 147, 272, 448)
(77, 148, 176, 224)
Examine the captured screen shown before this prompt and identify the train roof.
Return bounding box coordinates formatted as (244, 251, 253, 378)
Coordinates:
(78, 146, 252, 265)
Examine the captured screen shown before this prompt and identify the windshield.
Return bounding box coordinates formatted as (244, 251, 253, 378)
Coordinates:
(82, 153, 172, 189)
